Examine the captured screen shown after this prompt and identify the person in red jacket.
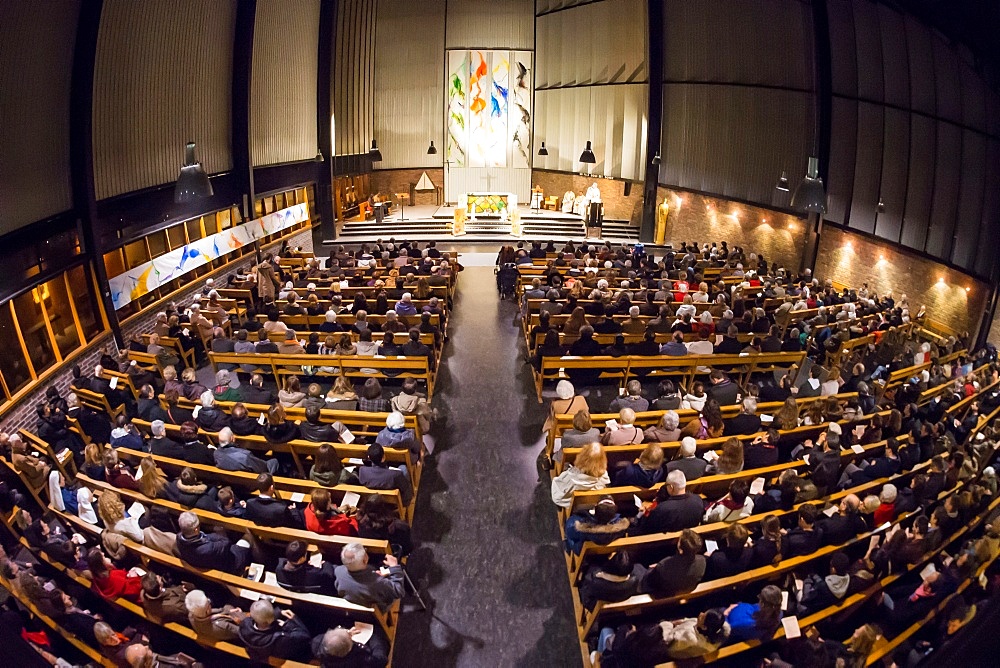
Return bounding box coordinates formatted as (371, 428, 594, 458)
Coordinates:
(304, 488, 359, 536)
(87, 547, 142, 603)
(874, 484, 898, 526)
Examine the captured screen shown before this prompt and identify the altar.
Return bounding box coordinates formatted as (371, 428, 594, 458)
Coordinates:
(465, 192, 517, 216)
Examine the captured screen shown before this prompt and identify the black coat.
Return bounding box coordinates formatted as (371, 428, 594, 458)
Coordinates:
(241, 385, 277, 407)
(726, 413, 763, 436)
(299, 421, 340, 443)
(229, 415, 262, 436)
(239, 613, 311, 662)
(164, 481, 218, 511)
(276, 558, 338, 594)
(179, 440, 215, 466)
(176, 530, 250, 574)
(707, 378, 741, 406)
(634, 493, 704, 535)
(245, 495, 298, 527)
(195, 407, 230, 432)
(150, 436, 186, 460)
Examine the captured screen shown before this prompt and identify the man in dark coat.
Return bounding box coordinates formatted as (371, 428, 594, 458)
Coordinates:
(175, 511, 251, 574)
(244, 473, 302, 528)
(276, 540, 338, 595)
(239, 600, 312, 662)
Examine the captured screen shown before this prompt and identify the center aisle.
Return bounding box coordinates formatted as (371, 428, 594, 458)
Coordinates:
(392, 264, 581, 667)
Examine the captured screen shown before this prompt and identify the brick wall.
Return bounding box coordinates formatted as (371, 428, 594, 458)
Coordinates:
(0, 226, 315, 436)
(531, 171, 643, 222)
(655, 187, 808, 272)
(987, 307, 1000, 347)
(370, 168, 445, 207)
(814, 226, 989, 336)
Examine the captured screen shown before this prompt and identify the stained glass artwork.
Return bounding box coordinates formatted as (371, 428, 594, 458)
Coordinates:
(446, 50, 531, 170)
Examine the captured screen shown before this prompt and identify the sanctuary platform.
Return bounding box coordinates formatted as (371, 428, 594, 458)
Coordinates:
(332, 205, 640, 243)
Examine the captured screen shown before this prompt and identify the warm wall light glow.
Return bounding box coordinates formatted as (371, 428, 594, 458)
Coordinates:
(966, 287, 971, 292)
(844, 241, 853, 251)
(937, 277, 945, 285)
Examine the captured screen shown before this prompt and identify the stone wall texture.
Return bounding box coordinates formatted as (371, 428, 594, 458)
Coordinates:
(655, 186, 807, 272)
(813, 226, 988, 337)
(370, 168, 445, 207)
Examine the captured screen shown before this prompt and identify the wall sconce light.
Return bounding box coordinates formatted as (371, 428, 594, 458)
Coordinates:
(877, 198, 886, 214)
(965, 287, 971, 292)
(845, 241, 853, 251)
(937, 277, 945, 285)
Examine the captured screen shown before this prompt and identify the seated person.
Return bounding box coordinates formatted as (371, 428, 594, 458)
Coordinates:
(358, 444, 413, 507)
(600, 408, 645, 446)
(612, 443, 665, 488)
(164, 467, 218, 511)
(639, 529, 706, 598)
(563, 496, 630, 555)
(239, 599, 312, 662)
(374, 411, 419, 456)
(276, 540, 338, 595)
(175, 511, 251, 574)
(578, 550, 645, 610)
(633, 470, 704, 535)
(194, 390, 230, 432)
(245, 473, 302, 528)
(312, 625, 391, 668)
(214, 427, 279, 474)
(334, 542, 405, 611)
(185, 589, 243, 642)
(608, 380, 650, 413)
(665, 437, 708, 481)
(784, 503, 823, 557)
(299, 405, 347, 443)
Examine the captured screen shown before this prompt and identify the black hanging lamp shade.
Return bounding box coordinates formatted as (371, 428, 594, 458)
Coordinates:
(790, 157, 826, 213)
(369, 139, 383, 162)
(537, 141, 548, 156)
(427, 140, 437, 155)
(651, 152, 661, 165)
(174, 141, 213, 203)
(579, 140, 596, 164)
(775, 170, 790, 192)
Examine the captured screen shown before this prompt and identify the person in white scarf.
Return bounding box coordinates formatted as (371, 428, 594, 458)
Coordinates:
(48, 469, 66, 512)
(77, 486, 99, 524)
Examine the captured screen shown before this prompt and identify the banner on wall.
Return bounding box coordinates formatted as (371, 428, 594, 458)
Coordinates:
(108, 203, 309, 310)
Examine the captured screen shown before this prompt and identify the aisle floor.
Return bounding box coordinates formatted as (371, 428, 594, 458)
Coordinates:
(390, 265, 581, 667)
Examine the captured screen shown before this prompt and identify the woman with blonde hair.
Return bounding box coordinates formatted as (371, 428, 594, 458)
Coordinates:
(84, 441, 109, 479)
(711, 437, 744, 475)
(325, 374, 358, 410)
(97, 490, 144, 542)
(162, 365, 183, 396)
(138, 457, 168, 498)
(562, 307, 588, 341)
(551, 442, 609, 508)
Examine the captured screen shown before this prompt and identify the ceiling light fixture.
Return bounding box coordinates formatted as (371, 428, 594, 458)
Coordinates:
(174, 142, 214, 203)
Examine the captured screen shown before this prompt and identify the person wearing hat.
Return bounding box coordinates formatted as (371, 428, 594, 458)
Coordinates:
(563, 496, 630, 554)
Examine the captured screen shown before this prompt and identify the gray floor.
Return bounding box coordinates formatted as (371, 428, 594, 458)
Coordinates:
(390, 265, 581, 667)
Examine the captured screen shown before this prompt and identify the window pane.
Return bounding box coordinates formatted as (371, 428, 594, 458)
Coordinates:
(12, 291, 56, 375)
(0, 304, 31, 394)
(41, 277, 81, 359)
(147, 231, 167, 257)
(186, 218, 202, 243)
(67, 265, 101, 340)
(166, 224, 186, 250)
(204, 213, 219, 235)
(104, 249, 125, 279)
